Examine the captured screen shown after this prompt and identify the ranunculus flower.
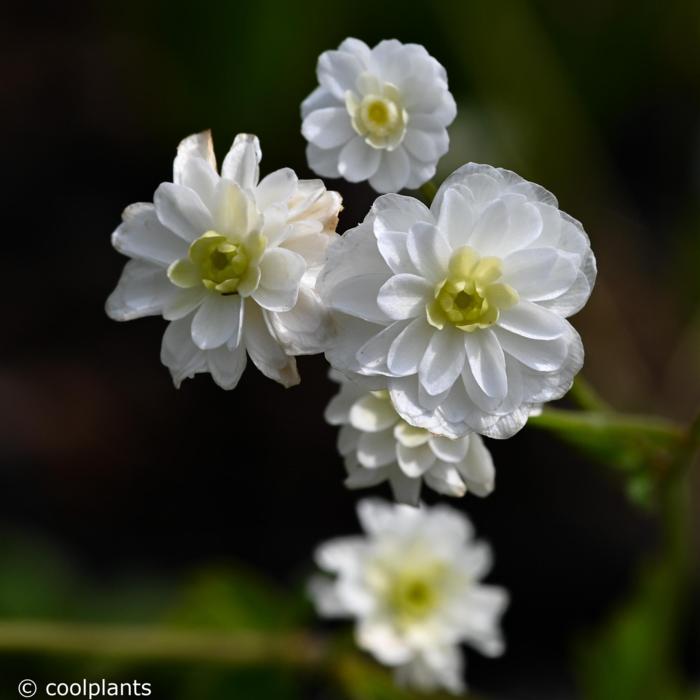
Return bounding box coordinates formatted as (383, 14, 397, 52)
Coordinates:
(309, 498, 508, 693)
(301, 38, 456, 193)
(326, 372, 495, 505)
(318, 163, 596, 438)
(107, 131, 341, 389)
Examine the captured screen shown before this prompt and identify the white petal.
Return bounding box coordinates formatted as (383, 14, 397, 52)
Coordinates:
(314, 535, 366, 573)
(377, 274, 430, 320)
(338, 424, 361, 455)
(373, 193, 433, 234)
(387, 318, 433, 376)
(346, 467, 389, 490)
(282, 232, 334, 268)
(407, 222, 450, 282)
(253, 248, 306, 312)
(458, 435, 495, 496)
(403, 125, 448, 164)
(357, 430, 397, 468)
(256, 167, 298, 210)
(153, 183, 212, 242)
(465, 330, 508, 399)
(429, 434, 469, 463)
(419, 330, 466, 396)
(162, 286, 206, 321)
(302, 107, 355, 149)
(221, 133, 261, 190)
(243, 301, 299, 387)
(106, 260, 174, 321)
(327, 273, 390, 324)
(435, 186, 475, 250)
(497, 300, 567, 339)
(306, 143, 341, 179)
(207, 342, 247, 390)
(375, 231, 415, 274)
(350, 395, 398, 432)
(191, 294, 242, 350)
(308, 575, 350, 617)
(356, 321, 409, 373)
(423, 464, 467, 498)
(317, 49, 364, 100)
(268, 287, 331, 355)
(495, 327, 568, 371)
(502, 247, 578, 301)
(388, 469, 422, 506)
(467, 199, 508, 253)
(356, 497, 397, 535)
(369, 148, 411, 193)
(160, 315, 207, 388)
(338, 137, 381, 182)
(301, 85, 339, 118)
(173, 131, 216, 184)
(397, 442, 435, 477)
(212, 179, 251, 238)
(112, 203, 188, 266)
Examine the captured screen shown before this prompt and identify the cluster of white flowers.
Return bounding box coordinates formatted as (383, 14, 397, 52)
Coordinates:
(106, 37, 595, 694)
(310, 499, 508, 693)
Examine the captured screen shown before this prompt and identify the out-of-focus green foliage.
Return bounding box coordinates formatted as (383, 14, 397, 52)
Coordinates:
(529, 408, 683, 507)
(576, 561, 687, 700)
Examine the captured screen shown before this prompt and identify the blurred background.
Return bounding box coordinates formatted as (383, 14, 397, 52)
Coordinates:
(2, 1, 700, 698)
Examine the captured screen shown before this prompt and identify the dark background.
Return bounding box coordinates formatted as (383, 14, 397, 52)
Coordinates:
(2, 1, 700, 698)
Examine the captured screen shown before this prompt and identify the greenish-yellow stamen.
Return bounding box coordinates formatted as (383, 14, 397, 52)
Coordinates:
(167, 230, 266, 296)
(387, 564, 446, 623)
(427, 246, 519, 332)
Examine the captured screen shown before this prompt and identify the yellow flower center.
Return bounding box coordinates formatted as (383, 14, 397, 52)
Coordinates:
(393, 576, 436, 616)
(427, 246, 519, 332)
(346, 78, 408, 150)
(167, 230, 266, 295)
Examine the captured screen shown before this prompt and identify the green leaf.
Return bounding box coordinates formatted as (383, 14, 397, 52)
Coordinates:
(529, 409, 683, 506)
(166, 566, 304, 632)
(575, 561, 688, 700)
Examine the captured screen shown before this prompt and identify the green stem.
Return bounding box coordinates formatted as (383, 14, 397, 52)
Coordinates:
(567, 376, 612, 413)
(0, 621, 326, 667)
(529, 407, 683, 441)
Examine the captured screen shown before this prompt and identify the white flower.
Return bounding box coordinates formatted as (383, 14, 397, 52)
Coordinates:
(301, 38, 456, 193)
(318, 163, 596, 439)
(106, 131, 341, 390)
(326, 373, 495, 505)
(309, 498, 508, 693)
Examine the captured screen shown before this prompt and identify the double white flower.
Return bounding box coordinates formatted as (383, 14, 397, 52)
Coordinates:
(302, 38, 456, 193)
(310, 499, 508, 693)
(318, 163, 596, 439)
(107, 131, 341, 389)
(326, 373, 495, 505)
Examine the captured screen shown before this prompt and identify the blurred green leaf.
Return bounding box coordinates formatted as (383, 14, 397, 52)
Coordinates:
(0, 536, 76, 619)
(529, 408, 683, 505)
(166, 566, 305, 631)
(576, 561, 687, 700)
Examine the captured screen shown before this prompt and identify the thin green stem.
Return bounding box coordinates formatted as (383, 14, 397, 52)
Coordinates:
(529, 407, 684, 441)
(0, 621, 326, 667)
(567, 376, 612, 413)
